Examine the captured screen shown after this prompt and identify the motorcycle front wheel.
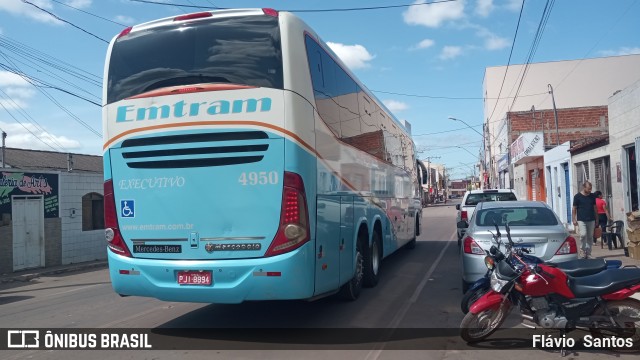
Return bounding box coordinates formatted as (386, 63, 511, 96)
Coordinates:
(590, 298, 640, 352)
(460, 301, 511, 343)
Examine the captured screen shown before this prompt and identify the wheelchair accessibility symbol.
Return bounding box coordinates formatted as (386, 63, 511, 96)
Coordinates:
(121, 200, 135, 218)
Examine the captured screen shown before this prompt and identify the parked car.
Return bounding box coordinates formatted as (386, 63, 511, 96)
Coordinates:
(458, 200, 578, 292)
(455, 189, 517, 245)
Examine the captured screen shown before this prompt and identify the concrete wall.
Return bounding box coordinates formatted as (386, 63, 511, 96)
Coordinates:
(59, 172, 105, 264)
(544, 142, 572, 227)
(512, 164, 527, 200)
(609, 80, 640, 226)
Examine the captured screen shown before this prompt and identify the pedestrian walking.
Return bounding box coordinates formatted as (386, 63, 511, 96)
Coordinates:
(594, 190, 610, 245)
(572, 181, 598, 259)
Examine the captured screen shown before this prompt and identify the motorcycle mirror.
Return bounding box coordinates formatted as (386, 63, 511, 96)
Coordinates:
(505, 222, 514, 246)
(493, 220, 501, 237)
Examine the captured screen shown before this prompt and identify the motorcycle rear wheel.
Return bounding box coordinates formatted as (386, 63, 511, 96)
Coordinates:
(590, 298, 640, 352)
(461, 286, 488, 314)
(460, 302, 510, 343)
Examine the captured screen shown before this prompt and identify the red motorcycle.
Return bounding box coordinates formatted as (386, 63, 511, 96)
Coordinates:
(460, 223, 640, 351)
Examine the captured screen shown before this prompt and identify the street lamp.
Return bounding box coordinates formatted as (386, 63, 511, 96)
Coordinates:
(448, 117, 484, 137)
(456, 145, 478, 158)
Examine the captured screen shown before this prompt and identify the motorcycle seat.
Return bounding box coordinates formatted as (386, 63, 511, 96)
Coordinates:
(568, 268, 640, 298)
(545, 259, 607, 277)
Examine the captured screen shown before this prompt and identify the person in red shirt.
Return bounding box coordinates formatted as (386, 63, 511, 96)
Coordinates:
(594, 190, 610, 245)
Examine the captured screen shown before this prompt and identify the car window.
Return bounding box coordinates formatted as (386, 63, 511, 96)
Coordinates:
(464, 192, 517, 206)
(475, 207, 558, 226)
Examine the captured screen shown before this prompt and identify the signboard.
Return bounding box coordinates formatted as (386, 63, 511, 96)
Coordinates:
(497, 153, 509, 172)
(0, 172, 59, 218)
(510, 132, 544, 165)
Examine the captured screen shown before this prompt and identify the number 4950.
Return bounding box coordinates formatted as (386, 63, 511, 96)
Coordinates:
(238, 171, 279, 186)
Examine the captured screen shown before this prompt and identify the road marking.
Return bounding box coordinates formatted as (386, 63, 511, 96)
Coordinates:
(365, 230, 455, 360)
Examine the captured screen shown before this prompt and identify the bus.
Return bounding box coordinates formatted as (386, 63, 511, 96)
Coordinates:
(103, 8, 426, 303)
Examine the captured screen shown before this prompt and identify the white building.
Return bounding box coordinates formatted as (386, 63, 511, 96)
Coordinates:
(609, 80, 640, 225)
(484, 54, 640, 190)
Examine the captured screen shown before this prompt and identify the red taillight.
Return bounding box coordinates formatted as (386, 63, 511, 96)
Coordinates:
(463, 236, 484, 255)
(174, 12, 213, 21)
(265, 172, 310, 257)
(262, 8, 279, 17)
(117, 26, 132, 39)
(555, 236, 578, 255)
(461, 211, 468, 221)
(104, 180, 132, 258)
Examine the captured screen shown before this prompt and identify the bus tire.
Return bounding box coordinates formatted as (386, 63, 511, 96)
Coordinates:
(339, 235, 364, 301)
(363, 230, 381, 288)
(406, 218, 419, 250)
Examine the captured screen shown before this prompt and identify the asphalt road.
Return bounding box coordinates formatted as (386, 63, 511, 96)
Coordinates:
(1, 202, 639, 359)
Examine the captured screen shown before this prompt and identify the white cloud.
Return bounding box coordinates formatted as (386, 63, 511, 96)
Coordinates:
(0, 0, 63, 25)
(0, 122, 81, 151)
(475, 0, 494, 17)
(413, 39, 435, 50)
(403, 0, 465, 28)
(484, 34, 509, 50)
(383, 100, 409, 112)
(439, 46, 463, 60)
(5, 87, 36, 99)
(470, 25, 509, 51)
(599, 47, 640, 57)
(65, 0, 92, 8)
(115, 15, 136, 25)
(327, 42, 375, 70)
(506, 0, 523, 12)
(0, 98, 29, 110)
(0, 71, 30, 87)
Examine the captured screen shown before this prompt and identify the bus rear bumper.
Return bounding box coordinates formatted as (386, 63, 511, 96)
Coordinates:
(107, 243, 315, 304)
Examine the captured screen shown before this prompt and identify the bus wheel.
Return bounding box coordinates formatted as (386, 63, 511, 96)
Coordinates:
(363, 231, 381, 287)
(406, 218, 418, 250)
(339, 236, 364, 301)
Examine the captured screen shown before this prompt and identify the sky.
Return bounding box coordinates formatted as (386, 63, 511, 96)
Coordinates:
(0, 0, 639, 179)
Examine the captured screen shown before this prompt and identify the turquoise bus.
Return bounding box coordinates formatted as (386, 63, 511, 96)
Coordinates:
(103, 8, 425, 303)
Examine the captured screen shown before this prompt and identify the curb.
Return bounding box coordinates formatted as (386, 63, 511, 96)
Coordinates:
(0, 261, 108, 284)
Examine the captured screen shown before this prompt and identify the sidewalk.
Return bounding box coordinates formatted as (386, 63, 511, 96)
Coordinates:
(0, 259, 108, 284)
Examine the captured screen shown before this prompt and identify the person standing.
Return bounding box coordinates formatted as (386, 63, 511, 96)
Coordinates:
(572, 181, 598, 259)
(594, 190, 610, 245)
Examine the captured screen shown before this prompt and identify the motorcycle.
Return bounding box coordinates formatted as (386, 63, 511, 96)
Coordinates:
(460, 222, 640, 352)
(460, 223, 622, 314)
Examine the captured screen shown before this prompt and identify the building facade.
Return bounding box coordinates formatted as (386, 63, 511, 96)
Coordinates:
(0, 148, 104, 273)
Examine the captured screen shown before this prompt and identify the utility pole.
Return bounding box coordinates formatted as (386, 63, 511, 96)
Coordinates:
(548, 84, 560, 146)
(1, 131, 6, 168)
(423, 156, 441, 204)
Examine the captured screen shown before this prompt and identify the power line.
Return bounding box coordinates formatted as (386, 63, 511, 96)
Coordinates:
(485, 0, 526, 125)
(372, 89, 547, 100)
(413, 124, 483, 137)
(128, 0, 460, 12)
(21, 0, 110, 44)
(50, 0, 127, 27)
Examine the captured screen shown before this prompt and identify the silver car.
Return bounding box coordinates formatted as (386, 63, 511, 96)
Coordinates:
(459, 200, 578, 292)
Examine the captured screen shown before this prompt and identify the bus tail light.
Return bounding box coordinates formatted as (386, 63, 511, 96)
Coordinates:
(104, 180, 132, 258)
(265, 172, 310, 257)
(262, 8, 279, 17)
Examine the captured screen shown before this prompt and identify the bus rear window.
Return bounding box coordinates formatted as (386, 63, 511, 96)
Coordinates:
(107, 15, 283, 104)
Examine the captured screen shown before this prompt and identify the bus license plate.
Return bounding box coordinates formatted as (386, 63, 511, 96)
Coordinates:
(177, 271, 212, 285)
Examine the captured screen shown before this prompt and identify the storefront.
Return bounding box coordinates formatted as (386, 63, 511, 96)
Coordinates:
(510, 132, 546, 201)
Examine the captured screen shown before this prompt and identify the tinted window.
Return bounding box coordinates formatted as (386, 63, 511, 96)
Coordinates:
(465, 192, 517, 206)
(305, 35, 410, 169)
(107, 16, 283, 104)
(476, 207, 558, 227)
